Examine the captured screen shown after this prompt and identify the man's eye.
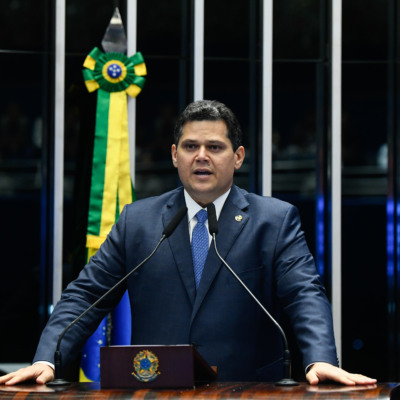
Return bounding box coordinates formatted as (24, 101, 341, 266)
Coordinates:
(209, 145, 221, 151)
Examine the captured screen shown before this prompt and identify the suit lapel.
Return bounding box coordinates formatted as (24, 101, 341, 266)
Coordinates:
(162, 190, 197, 306)
(190, 186, 250, 322)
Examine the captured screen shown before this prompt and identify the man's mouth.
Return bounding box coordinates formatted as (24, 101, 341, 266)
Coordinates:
(194, 170, 212, 176)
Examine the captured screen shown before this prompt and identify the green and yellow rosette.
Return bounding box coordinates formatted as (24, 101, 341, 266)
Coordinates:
(82, 47, 146, 96)
(82, 47, 147, 256)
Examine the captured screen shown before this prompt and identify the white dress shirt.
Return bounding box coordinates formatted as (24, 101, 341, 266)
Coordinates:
(184, 188, 230, 246)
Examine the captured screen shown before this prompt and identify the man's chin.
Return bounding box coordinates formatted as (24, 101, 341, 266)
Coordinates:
(187, 185, 230, 206)
(188, 188, 217, 206)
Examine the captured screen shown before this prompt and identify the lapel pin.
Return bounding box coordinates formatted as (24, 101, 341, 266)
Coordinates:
(235, 215, 243, 222)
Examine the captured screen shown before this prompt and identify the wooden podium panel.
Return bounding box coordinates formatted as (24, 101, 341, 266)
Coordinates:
(100, 344, 217, 388)
(1, 382, 400, 400)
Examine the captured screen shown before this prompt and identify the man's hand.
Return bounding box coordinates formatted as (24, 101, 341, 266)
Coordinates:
(0, 364, 54, 386)
(306, 362, 377, 386)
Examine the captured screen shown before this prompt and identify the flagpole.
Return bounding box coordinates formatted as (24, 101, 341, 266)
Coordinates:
(53, 0, 65, 305)
(262, 0, 273, 197)
(194, 0, 204, 101)
(331, 0, 342, 364)
(127, 0, 137, 186)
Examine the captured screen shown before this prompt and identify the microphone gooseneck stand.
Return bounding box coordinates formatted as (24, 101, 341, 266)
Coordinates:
(206, 203, 298, 386)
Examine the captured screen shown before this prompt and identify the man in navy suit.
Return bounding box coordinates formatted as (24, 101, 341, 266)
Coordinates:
(0, 100, 375, 386)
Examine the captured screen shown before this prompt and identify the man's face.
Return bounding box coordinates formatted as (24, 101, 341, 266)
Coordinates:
(171, 120, 245, 207)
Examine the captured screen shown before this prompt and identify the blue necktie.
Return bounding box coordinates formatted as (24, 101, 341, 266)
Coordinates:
(191, 209, 209, 289)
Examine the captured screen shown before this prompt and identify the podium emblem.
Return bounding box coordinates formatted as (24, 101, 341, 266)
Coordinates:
(132, 350, 161, 382)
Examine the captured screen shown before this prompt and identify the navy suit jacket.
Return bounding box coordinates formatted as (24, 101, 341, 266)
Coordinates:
(34, 185, 338, 381)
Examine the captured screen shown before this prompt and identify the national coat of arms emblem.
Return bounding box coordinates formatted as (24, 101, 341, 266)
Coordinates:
(132, 349, 161, 382)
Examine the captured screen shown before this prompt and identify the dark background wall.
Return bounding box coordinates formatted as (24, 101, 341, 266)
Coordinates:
(0, 0, 397, 381)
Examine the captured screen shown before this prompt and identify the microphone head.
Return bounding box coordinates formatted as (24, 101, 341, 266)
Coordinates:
(207, 203, 218, 235)
(163, 206, 188, 237)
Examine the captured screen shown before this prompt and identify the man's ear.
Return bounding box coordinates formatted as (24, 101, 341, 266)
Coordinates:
(171, 144, 178, 168)
(234, 146, 245, 170)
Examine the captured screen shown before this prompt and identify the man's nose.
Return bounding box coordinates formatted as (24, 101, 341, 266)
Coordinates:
(196, 146, 208, 159)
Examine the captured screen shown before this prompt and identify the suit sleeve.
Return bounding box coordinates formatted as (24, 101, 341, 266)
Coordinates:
(273, 205, 339, 370)
(32, 206, 130, 367)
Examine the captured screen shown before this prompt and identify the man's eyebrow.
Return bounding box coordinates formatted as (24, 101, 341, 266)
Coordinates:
(207, 140, 225, 144)
(181, 139, 198, 143)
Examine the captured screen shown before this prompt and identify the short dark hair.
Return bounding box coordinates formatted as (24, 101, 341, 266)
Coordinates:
(173, 100, 242, 150)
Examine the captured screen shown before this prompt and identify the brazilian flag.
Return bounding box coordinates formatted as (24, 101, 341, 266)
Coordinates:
(79, 47, 146, 382)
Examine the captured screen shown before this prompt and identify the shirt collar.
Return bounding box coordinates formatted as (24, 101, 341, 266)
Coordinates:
(184, 188, 231, 222)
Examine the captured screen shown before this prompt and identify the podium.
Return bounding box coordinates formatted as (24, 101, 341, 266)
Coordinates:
(1, 382, 399, 400)
(100, 344, 217, 388)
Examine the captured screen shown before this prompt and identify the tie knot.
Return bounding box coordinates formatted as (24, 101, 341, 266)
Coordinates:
(196, 209, 208, 224)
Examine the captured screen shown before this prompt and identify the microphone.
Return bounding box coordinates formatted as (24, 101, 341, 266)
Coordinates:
(206, 203, 298, 386)
(47, 205, 188, 387)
